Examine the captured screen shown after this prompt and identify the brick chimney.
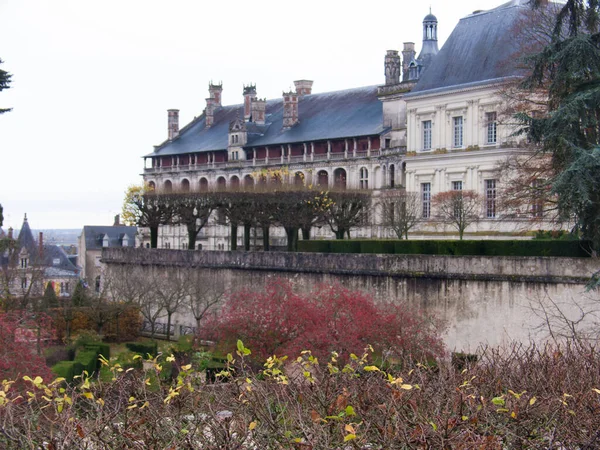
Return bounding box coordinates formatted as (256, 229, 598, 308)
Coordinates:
(282, 90, 299, 129)
(8, 227, 13, 240)
(113, 214, 120, 226)
(402, 42, 416, 82)
(39, 232, 44, 257)
(205, 98, 216, 128)
(167, 109, 179, 140)
(385, 50, 401, 85)
(294, 80, 313, 96)
(251, 98, 266, 125)
(243, 84, 256, 121)
(208, 82, 222, 107)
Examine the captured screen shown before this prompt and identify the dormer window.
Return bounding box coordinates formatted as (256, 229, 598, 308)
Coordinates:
(122, 235, 130, 247)
(102, 234, 109, 248)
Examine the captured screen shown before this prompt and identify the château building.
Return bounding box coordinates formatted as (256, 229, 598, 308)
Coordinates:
(141, 1, 546, 250)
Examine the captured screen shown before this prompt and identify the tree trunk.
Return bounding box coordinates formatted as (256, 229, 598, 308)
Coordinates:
(187, 223, 200, 250)
(263, 226, 270, 251)
(285, 227, 295, 252)
(301, 227, 311, 240)
(335, 229, 345, 240)
(150, 227, 159, 248)
(244, 223, 251, 251)
(230, 224, 238, 251)
(166, 312, 172, 341)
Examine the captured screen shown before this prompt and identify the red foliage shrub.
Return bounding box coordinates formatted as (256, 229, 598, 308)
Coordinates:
(0, 312, 54, 383)
(201, 279, 444, 363)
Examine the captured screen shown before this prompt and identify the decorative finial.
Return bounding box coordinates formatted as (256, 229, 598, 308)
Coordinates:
(24, 213, 27, 222)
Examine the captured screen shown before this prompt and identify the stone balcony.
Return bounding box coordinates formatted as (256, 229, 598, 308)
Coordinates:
(143, 148, 405, 175)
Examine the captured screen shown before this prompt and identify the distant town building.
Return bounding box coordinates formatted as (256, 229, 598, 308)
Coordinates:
(78, 217, 137, 292)
(0, 214, 79, 298)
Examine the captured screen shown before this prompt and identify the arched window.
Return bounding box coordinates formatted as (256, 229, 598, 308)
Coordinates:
(294, 172, 304, 186)
(244, 174, 254, 188)
(163, 180, 173, 193)
(148, 181, 156, 191)
(217, 176, 227, 190)
(389, 164, 395, 188)
(230, 176, 240, 190)
(333, 168, 347, 190)
(181, 178, 190, 192)
(317, 170, 329, 187)
(199, 178, 209, 191)
(359, 168, 369, 189)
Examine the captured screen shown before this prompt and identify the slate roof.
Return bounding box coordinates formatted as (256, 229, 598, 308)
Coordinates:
(81, 226, 137, 250)
(149, 85, 386, 157)
(406, 0, 529, 97)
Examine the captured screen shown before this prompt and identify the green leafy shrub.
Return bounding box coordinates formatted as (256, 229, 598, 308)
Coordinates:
(74, 350, 98, 376)
(51, 360, 84, 383)
(126, 341, 158, 358)
(84, 343, 110, 361)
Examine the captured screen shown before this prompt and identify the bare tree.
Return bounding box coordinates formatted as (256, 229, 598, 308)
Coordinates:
(325, 191, 370, 240)
(182, 269, 225, 330)
(379, 191, 421, 239)
(153, 268, 187, 341)
(432, 190, 482, 240)
(172, 192, 216, 250)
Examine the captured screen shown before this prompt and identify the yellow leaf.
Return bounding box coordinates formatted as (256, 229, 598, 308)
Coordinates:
(127, 404, 137, 410)
(529, 397, 537, 406)
(363, 366, 380, 372)
(344, 434, 357, 442)
(166, 355, 175, 362)
(182, 364, 192, 371)
(82, 392, 94, 400)
(97, 398, 105, 407)
(400, 384, 413, 390)
(511, 411, 517, 419)
(462, 416, 468, 421)
(344, 424, 355, 434)
(592, 388, 600, 395)
(249, 421, 257, 431)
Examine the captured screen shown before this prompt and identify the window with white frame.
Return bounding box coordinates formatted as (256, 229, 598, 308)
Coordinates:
(485, 179, 497, 218)
(421, 183, 431, 218)
(422, 120, 432, 150)
(452, 180, 463, 191)
(453, 116, 463, 148)
(486, 112, 497, 144)
(359, 167, 369, 189)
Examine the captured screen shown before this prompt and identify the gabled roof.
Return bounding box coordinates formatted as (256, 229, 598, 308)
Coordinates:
(407, 1, 529, 97)
(81, 226, 138, 250)
(148, 85, 386, 157)
(43, 244, 79, 274)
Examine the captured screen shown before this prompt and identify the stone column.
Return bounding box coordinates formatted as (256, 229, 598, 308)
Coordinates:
(281, 145, 285, 164)
(311, 142, 314, 162)
(303, 143, 307, 162)
(353, 138, 357, 157)
(367, 137, 371, 157)
(327, 140, 331, 160)
(288, 144, 292, 163)
(344, 139, 348, 159)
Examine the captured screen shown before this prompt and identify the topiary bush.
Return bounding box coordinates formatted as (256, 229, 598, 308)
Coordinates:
(126, 341, 158, 358)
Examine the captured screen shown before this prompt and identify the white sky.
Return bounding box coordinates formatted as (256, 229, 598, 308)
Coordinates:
(0, 0, 508, 230)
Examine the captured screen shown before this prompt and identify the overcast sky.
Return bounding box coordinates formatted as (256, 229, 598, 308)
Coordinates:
(0, 0, 513, 230)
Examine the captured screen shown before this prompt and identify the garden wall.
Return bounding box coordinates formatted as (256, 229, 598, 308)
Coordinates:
(102, 248, 600, 352)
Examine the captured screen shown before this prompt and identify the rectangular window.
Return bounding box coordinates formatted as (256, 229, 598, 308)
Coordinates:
(452, 180, 463, 191)
(422, 120, 432, 150)
(453, 116, 463, 148)
(485, 179, 497, 218)
(421, 183, 431, 218)
(486, 112, 497, 144)
(531, 178, 544, 218)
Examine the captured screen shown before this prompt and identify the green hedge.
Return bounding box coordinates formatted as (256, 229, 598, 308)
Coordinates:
(126, 341, 158, 358)
(51, 361, 84, 383)
(298, 239, 592, 257)
(85, 343, 110, 361)
(74, 350, 99, 376)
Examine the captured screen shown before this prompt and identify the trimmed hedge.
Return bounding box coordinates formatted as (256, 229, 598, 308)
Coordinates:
(74, 350, 99, 375)
(298, 239, 592, 257)
(126, 341, 158, 358)
(85, 343, 110, 361)
(51, 361, 84, 383)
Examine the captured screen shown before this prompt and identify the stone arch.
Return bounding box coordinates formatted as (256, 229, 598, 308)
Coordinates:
(294, 171, 305, 186)
(147, 181, 156, 191)
(317, 170, 329, 188)
(181, 178, 190, 192)
(333, 168, 347, 190)
(216, 176, 227, 190)
(230, 175, 240, 190)
(244, 174, 254, 188)
(163, 179, 173, 193)
(199, 177, 209, 191)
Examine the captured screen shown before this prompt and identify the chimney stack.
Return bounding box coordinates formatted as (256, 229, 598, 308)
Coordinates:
(251, 98, 266, 125)
(282, 90, 299, 129)
(8, 227, 13, 240)
(243, 84, 257, 121)
(208, 82, 223, 107)
(402, 42, 416, 82)
(294, 80, 313, 96)
(205, 98, 216, 128)
(167, 109, 179, 140)
(385, 50, 401, 85)
(39, 232, 44, 257)
(113, 214, 120, 226)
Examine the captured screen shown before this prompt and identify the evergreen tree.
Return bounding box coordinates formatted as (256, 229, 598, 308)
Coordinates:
(0, 59, 12, 114)
(42, 283, 59, 309)
(71, 280, 88, 307)
(519, 1, 600, 252)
